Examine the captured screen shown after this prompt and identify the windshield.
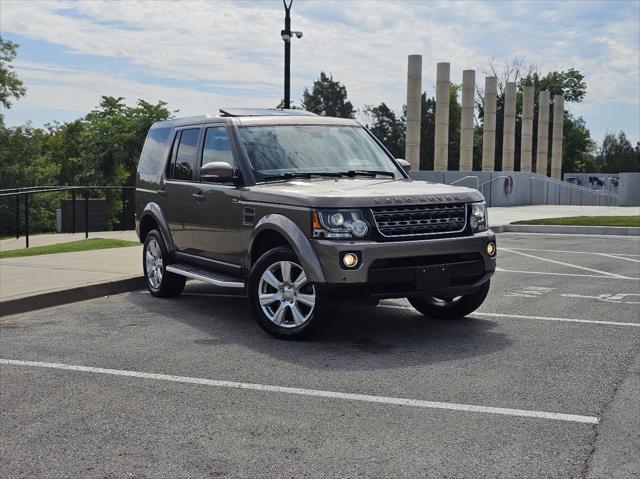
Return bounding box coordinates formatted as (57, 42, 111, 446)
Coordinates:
(237, 125, 401, 181)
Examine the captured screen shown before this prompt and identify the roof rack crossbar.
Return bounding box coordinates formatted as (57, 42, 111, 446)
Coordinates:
(219, 108, 317, 117)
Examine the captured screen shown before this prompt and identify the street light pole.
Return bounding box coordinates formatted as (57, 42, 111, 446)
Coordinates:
(282, 0, 292, 109)
(281, 0, 302, 109)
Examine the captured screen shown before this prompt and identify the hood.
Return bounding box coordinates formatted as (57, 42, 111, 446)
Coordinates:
(242, 178, 485, 208)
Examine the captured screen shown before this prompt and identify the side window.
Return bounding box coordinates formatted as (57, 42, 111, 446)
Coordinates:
(202, 127, 234, 167)
(171, 128, 200, 181)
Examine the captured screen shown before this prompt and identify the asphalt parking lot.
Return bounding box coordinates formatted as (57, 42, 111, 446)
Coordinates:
(1, 233, 639, 478)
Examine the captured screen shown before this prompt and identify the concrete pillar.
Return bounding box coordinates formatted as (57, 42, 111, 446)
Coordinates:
(434, 62, 450, 171)
(481, 76, 497, 171)
(536, 90, 550, 175)
(501, 82, 516, 171)
(459, 70, 475, 171)
(404, 55, 422, 171)
(520, 86, 534, 172)
(551, 94, 564, 180)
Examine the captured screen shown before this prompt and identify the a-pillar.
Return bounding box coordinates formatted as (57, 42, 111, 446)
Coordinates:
(551, 94, 564, 180)
(520, 86, 534, 172)
(501, 82, 516, 171)
(404, 55, 422, 171)
(536, 90, 550, 175)
(434, 62, 450, 171)
(481, 76, 497, 171)
(459, 69, 475, 171)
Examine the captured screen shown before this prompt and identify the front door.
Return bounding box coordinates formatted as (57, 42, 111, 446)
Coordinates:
(162, 127, 202, 253)
(192, 125, 245, 268)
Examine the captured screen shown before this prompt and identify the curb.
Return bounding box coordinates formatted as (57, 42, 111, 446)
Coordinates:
(0, 276, 146, 317)
(493, 225, 640, 236)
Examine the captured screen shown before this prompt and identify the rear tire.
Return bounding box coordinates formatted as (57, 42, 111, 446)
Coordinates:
(408, 280, 490, 319)
(248, 247, 329, 339)
(143, 229, 186, 298)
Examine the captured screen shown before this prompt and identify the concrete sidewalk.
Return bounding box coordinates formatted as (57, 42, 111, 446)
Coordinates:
(0, 245, 143, 315)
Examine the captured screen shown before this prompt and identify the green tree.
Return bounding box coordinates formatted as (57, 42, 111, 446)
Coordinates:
(0, 36, 26, 110)
(596, 132, 640, 173)
(0, 120, 62, 235)
(301, 72, 355, 118)
(519, 68, 586, 103)
(562, 114, 597, 172)
(363, 102, 405, 158)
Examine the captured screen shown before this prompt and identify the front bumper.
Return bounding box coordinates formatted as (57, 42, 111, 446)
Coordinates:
(311, 230, 496, 296)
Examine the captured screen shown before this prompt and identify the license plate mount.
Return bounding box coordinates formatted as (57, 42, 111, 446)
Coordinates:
(416, 265, 451, 290)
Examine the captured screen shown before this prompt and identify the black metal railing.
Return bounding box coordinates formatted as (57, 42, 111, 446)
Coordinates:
(0, 186, 135, 248)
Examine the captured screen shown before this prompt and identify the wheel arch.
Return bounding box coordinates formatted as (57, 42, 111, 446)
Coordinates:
(249, 214, 325, 283)
(139, 202, 175, 253)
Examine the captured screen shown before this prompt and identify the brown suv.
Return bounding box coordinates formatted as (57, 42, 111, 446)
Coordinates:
(135, 108, 496, 339)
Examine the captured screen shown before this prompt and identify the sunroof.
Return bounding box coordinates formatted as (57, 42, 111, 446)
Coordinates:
(219, 108, 317, 117)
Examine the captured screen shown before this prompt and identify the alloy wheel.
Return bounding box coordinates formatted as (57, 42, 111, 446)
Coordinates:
(145, 238, 164, 289)
(258, 260, 315, 328)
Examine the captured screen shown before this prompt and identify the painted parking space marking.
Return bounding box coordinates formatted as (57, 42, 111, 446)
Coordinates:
(495, 267, 639, 280)
(500, 248, 635, 279)
(505, 286, 555, 298)
(561, 293, 640, 305)
(378, 304, 640, 327)
(499, 247, 640, 260)
(473, 312, 640, 328)
(0, 359, 599, 424)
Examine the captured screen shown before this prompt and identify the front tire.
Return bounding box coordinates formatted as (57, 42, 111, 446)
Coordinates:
(248, 247, 328, 339)
(408, 280, 490, 319)
(143, 229, 186, 298)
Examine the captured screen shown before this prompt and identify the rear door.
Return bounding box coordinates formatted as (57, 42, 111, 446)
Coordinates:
(192, 125, 245, 269)
(162, 127, 202, 253)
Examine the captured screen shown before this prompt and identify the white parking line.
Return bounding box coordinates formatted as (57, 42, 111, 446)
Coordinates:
(379, 305, 640, 327)
(473, 312, 640, 328)
(0, 358, 598, 425)
(495, 267, 639, 280)
(501, 247, 640, 263)
(500, 248, 634, 279)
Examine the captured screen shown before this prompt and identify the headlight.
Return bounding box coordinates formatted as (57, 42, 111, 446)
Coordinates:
(313, 209, 370, 239)
(470, 201, 488, 232)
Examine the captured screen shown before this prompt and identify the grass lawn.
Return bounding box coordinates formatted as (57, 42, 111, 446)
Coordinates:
(0, 238, 140, 259)
(512, 216, 640, 227)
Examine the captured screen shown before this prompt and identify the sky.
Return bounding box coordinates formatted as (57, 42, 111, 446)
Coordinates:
(1, 0, 639, 144)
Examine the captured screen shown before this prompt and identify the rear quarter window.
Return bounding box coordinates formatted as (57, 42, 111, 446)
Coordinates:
(137, 126, 172, 180)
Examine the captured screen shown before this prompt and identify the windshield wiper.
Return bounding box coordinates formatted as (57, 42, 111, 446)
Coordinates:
(261, 172, 343, 181)
(339, 170, 396, 178)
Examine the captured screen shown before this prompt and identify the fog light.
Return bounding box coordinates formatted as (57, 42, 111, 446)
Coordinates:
(487, 241, 496, 256)
(342, 252, 359, 268)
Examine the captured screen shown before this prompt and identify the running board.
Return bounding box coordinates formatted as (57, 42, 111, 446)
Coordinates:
(166, 264, 245, 288)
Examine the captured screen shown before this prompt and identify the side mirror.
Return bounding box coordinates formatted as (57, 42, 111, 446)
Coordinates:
(396, 158, 411, 173)
(200, 162, 236, 182)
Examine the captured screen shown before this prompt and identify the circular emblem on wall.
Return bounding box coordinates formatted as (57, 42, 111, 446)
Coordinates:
(504, 175, 514, 196)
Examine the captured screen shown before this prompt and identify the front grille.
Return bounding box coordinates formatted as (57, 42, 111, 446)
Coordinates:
(370, 203, 467, 238)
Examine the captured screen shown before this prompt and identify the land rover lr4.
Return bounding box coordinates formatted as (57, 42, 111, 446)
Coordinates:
(135, 108, 496, 339)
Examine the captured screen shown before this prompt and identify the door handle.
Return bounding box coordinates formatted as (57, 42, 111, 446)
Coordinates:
(157, 189, 167, 198)
(192, 192, 205, 201)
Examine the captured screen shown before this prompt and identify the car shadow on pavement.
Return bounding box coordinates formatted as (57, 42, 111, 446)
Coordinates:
(126, 284, 512, 372)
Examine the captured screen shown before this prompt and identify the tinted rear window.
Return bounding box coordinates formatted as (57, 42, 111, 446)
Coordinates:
(137, 126, 172, 177)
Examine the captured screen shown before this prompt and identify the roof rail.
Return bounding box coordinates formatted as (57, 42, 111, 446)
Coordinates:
(219, 108, 317, 117)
